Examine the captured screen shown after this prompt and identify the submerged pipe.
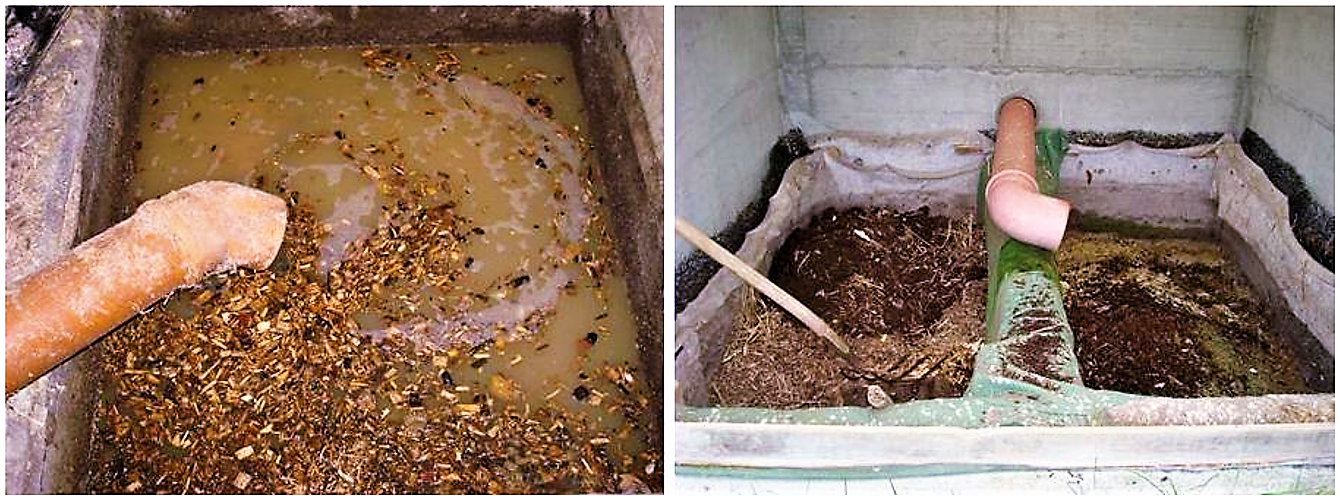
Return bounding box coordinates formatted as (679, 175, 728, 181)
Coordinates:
(986, 97, 1071, 251)
(5, 181, 288, 395)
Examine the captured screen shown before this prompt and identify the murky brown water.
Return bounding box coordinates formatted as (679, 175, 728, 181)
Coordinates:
(92, 44, 654, 494)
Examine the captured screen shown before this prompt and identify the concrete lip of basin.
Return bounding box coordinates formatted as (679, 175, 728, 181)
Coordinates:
(5, 6, 663, 494)
(673, 130, 1334, 487)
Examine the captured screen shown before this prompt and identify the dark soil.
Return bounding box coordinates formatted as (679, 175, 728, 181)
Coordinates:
(978, 129, 1222, 150)
(770, 206, 986, 341)
(708, 206, 986, 409)
(1005, 334, 1069, 384)
(710, 220, 1327, 406)
(1069, 280, 1220, 397)
(1062, 232, 1321, 398)
(705, 203, 1328, 407)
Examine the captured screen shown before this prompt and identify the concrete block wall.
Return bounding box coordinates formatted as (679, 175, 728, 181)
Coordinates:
(780, 6, 1251, 134)
(674, 6, 785, 262)
(1245, 6, 1334, 213)
(676, 6, 1336, 270)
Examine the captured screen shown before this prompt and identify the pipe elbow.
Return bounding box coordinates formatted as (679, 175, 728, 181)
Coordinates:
(140, 181, 289, 279)
(985, 170, 1071, 251)
(5, 181, 286, 395)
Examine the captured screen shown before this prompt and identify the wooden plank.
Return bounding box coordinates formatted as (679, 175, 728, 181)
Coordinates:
(675, 216, 850, 354)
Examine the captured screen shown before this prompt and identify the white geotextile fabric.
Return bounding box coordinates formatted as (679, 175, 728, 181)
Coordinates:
(1215, 143, 1335, 355)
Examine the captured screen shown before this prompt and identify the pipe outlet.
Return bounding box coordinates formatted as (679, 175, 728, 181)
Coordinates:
(5, 181, 288, 395)
(986, 97, 1071, 251)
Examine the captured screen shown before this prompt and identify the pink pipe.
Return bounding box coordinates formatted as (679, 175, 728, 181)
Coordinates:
(986, 97, 1071, 251)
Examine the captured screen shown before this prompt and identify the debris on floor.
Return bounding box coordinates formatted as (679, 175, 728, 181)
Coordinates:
(86, 44, 659, 494)
(1061, 231, 1319, 398)
(709, 206, 986, 409)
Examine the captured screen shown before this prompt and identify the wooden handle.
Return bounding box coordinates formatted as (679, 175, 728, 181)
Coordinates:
(675, 216, 850, 355)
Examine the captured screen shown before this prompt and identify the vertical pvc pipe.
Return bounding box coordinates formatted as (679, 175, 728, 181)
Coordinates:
(973, 106, 1086, 396)
(985, 98, 1071, 251)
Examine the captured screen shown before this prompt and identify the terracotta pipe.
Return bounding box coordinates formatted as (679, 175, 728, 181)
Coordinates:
(986, 97, 1071, 251)
(5, 181, 288, 395)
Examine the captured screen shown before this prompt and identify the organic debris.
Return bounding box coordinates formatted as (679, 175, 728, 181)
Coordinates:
(709, 207, 986, 409)
(1061, 231, 1320, 398)
(87, 45, 659, 494)
(89, 195, 657, 494)
(708, 207, 1326, 408)
(772, 206, 986, 341)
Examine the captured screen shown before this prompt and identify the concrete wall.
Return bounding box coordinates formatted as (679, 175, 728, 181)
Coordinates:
(1245, 6, 1334, 213)
(780, 6, 1251, 134)
(674, 7, 785, 262)
(6, 7, 133, 493)
(614, 6, 664, 166)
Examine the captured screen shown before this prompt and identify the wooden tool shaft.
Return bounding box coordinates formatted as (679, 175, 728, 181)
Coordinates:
(675, 217, 850, 354)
